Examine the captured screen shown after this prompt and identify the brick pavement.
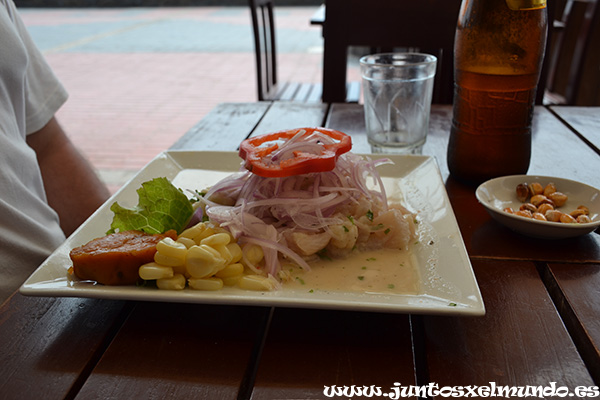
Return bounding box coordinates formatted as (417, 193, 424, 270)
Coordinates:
(19, 6, 325, 192)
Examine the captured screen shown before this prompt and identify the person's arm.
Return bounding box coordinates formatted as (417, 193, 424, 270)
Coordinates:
(26, 117, 110, 236)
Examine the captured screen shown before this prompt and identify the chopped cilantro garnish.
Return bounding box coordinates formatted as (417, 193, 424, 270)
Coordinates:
(347, 215, 355, 225)
(366, 257, 376, 261)
(357, 276, 365, 281)
(371, 223, 385, 231)
(384, 228, 391, 235)
(295, 277, 305, 285)
(361, 266, 367, 270)
(449, 302, 457, 307)
(343, 225, 349, 232)
(366, 210, 374, 221)
(387, 284, 395, 289)
(317, 248, 332, 261)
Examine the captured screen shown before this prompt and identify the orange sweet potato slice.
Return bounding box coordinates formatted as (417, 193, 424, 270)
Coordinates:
(70, 230, 177, 285)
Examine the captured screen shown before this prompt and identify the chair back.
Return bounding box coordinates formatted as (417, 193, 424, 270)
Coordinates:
(249, 0, 278, 101)
(546, 0, 599, 105)
(322, 0, 557, 105)
(322, 0, 462, 104)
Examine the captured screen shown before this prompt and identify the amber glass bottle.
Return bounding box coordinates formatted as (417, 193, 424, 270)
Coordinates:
(447, 0, 548, 185)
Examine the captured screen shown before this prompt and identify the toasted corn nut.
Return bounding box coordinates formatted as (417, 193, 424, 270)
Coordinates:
(226, 243, 243, 263)
(186, 244, 225, 278)
(543, 182, 557, 197)
(238, 275, 278, 291)
(545, 209, 563, 222)
(532, 212, 547, 221)
(516, 183, 529, 202)
(216, 262, 244, 278)
(530, 194, 549, 207)
(520, 203, 537, 213)
(503, 207, 515, 214)
(154, 238, 187, 267)
(176, 237, 196, 249)
(139, 262, 174, 280)
(537, 203, 554, 215)
(560, 213, 577, 224)
(570, 208, 589, 218)
(179, 222, 207, 241)
(529, 182, 544, 196)
(548, 192, 568, 207)
(200, 232, 231, 247)
(157, 273, 186, 290)
(515, 210, 533, 218)
(188, 277, 224, 291)
(576, 205, 590, 215)
(577, 215, 592, 224)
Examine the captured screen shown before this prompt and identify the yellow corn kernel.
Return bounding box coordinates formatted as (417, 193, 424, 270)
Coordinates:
(238, 275, 278, 291)
(176, 237, 196, 249)
(200, 232, 231, 247)
(213, 244, 233, 266)
(157, 273, 186, 290)
(154, 238, 187, 266)
(185, 244, 225, 278)
(139, 262, 174, 280)
(226, 242, 243, 263)
(179, 222, 206, 240)
(188, 277, 224, 291)
(193, 226, 217, 244)
(216, 262, 244, 278)
(241, 243, 264, 266)
(221, 274, 243, 286)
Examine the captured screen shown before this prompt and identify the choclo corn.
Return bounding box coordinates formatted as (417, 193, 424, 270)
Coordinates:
(188, 277, 224, 291)
(154, 237, 187, 266)
(238, 275, 278, 291)
(186, 244, 226, 278)
(157, 273, 186, 290)
(141, 221, 276, 292)
(139, 262, 174, 280)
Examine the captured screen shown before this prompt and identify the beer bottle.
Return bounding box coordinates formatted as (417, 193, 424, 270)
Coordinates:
(447, 0, 548, 185)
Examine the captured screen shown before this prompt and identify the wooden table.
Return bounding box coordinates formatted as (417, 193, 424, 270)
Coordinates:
(1, 103, 599, 399)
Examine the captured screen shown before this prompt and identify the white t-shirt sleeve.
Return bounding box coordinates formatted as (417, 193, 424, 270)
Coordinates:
(4, 0, 68, 134)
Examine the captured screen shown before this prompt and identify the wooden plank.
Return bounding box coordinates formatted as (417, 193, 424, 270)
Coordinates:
(549, 106, 600, 154)
(424, 259, 595, 390)
(77, 302, 270, 399)
(170, 102, 271, 151)
(0, 294, 130, 399)
(545, 263, 600, 382)
(251, 101, 329, 136)
(251, 308, 416, 399)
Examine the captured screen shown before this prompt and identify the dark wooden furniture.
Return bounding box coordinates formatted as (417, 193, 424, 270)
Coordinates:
(2, 103, 599, 398)
(545, 0, 600, 105)
(317, 0, 559, 105)
(248, 0, 323, 102)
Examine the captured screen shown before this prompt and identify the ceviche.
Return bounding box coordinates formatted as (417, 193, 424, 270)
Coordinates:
(69, 128, 417, 292)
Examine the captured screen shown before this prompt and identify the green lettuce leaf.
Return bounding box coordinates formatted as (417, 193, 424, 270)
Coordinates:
(107, 177, 194, 235)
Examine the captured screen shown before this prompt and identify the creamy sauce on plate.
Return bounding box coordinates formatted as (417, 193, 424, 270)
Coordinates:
(283, 248, 419, 295)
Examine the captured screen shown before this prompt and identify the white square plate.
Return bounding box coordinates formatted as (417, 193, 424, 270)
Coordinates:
(20, 151, 484, 316)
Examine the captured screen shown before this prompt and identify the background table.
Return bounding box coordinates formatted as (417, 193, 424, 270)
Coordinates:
(1, 103, 599, 399)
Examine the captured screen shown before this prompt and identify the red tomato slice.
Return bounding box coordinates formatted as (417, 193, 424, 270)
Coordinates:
(238, 127, 352, 178)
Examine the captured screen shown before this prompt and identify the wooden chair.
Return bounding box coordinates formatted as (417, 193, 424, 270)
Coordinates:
(248, 0, 323, 102)
(321, 0, 557, 105)
(545, 0, 600, 105)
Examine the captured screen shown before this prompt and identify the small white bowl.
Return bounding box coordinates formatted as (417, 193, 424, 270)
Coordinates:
(476, 175, 600, 239)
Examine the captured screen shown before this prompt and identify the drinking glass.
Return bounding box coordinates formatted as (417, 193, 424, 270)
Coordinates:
(360, 53, 437, 154)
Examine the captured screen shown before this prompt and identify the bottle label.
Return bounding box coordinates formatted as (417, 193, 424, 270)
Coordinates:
(505, 0, 546, 10)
